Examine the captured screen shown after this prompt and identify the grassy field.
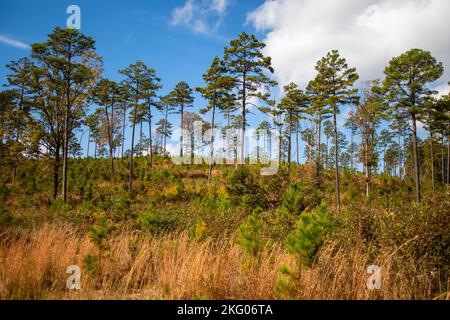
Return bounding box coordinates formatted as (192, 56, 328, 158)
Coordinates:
(0, 157, 449, 299)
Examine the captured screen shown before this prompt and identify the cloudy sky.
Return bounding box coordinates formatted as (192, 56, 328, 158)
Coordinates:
(247, 0, 449, 96)
(0, 0, 449, 159)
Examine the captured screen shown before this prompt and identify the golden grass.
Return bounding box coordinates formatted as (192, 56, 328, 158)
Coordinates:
(0, 223, 447, 300)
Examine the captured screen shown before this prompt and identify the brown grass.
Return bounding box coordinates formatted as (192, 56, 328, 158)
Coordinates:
(0, 224, 447, 300)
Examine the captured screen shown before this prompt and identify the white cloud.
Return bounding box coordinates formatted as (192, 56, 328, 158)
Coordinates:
(434, 82, 449, 98)
(247, 0, 450, 90)
(0, 35, 30, 50)
(212, 0, 228, 13)
(171, 0, 230, 34)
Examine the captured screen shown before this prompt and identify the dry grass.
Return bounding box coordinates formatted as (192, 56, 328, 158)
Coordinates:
(0, 223, 447, 300)
(0, 224, 289, 299)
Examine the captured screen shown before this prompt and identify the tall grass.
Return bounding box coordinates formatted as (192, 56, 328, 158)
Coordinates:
(0, 223, 446, 299)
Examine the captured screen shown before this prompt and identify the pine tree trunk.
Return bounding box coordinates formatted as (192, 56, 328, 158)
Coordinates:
(122, 106, 126, 158)
(333, 111, 341, 211)
(287, 111, 292, 177)
(269, 131, 272, 160)
(398, 134, 402, 178)
(94, 120, 98, 159)
(441, 134, 445, 184)
(139, 119, 143, 157)
(208, 104, 216, 182)
(240, 71, 247, 167)
(447, 135, 450, 185)
(365, 162, 370, 198)
(411, 114, 421, 202)
(105, 104, 115, 178)
(350, 129, 354, 171)
(62, 50, 72, 202)
(180, 103, 184, 158)
(129, 94, 138, 192)
(315, 118, 321, 183)
(87, 130, 90, 158)
(148, 101, 153, 171)
(364, 135, 370, 198)
(164, 107, 168, 155)
(256, 134, 260, 163)
(52, 143, 61, 201)
(296, 122, 299, 165)
(430, 132, 435, 195)
(278, 127, 282, 167)
(62, 103, 69, 202)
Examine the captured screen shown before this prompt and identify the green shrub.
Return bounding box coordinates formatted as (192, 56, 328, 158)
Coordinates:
(286, 202, 333, 266)
(0, 209, 13, 226)
(236, 208, 264, 259)
(50, 198, 72, 216)
(281, 183, 323, 215)
(135, 209, 178, 234)
(83, 254, 97, 274)
(78, 200, 95, 214)
(112, 194, 133, 218)
(225, 167, 266, 210)
(189, 219, 207, 240)
(89, 216, 113, 250)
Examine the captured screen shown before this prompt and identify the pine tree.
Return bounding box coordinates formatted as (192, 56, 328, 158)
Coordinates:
(379, 129, 393, 174)
(32, 27, 102, 201)
(421, 96, 450, 193)
(223, 32, 277, 165)
(345, 110, 358, 171)
(158, 95, 175, 156)
(389, 110, 410, 178)
(119, 60, 159, 191)
(323, 120, 333, 169)
(383, 49, 444, 201)
(256, 121, 272, 162)
(142, 72, 162, 171)
(309, 50, 359, 211)
(306, 78, 331, 184)
(91, 78, 122, 177)
(196, 56, 235, 181)
(155, 119, 172, 155)
(259, 100, 283, 166)
(353, 80, 386, 198)
(167, 81, 194, 159)
(278, 83, 309, 177)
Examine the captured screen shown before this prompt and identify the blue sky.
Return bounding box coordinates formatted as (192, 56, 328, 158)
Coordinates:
(0, 0, 274, 157)
(1, 0, 448, 164)
(0, 0, 261, 95)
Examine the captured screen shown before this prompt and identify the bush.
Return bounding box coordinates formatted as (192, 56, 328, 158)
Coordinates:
(286, 202, 333, 266)
(281, 183, 323, 215)
(112, 194, 133, 218)
(161, 180, 186, 201)
(0, 209, 13, 226)
(189, 219, 207, 240)
(89, 216, 113, 250)
(50, 198, 72, 216)
(135, 209, 179, 234)
(225, 167, 266, 210)
(236, 208, 264, 259)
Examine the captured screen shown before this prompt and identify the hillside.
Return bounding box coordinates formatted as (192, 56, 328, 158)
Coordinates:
(0, 157, 448, 299)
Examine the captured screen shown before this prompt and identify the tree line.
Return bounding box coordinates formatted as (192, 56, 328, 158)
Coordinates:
(0, 27, 449, 208)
